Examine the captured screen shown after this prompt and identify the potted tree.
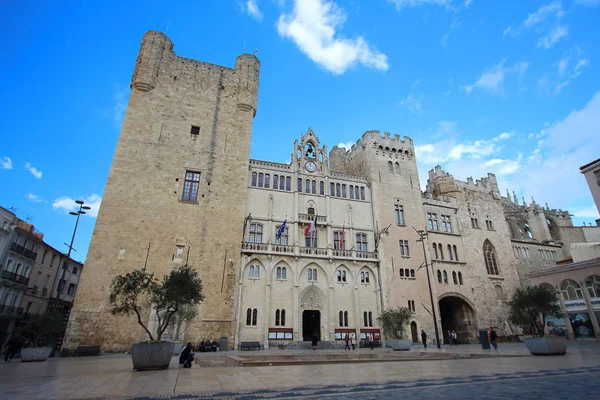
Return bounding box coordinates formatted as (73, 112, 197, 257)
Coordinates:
(17, 310, 64, 362)
(165, 305, 198, 355)
(377, 306, 414, 351)
(110, 265, 204, 370)
(508, 285, 566, 356)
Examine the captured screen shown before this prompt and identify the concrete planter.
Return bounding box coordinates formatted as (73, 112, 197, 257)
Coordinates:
(387, 340, 412, 351)
(21, 347, 53, 362)
(131, 342, 175, 370)
(524, 336, 567, 356)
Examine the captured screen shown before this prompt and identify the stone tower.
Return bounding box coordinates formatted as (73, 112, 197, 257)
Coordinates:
(63, 31, 260, 351)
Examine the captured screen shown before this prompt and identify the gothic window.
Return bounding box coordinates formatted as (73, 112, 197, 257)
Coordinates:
(249, 265, 260, 279)
(560, 279, 583, 301)
(265, 174, 270, 188)
(305, 229, 317, 248)
(448, 244, 453, 261)
(363, 311, 368, 327)
(395, 204, 405, 225)
(298, 178, 302, 192)
(471, 218, 479, 229)
(253, 309, 258, 326)
(355, 186, 359, 200)
(344, 311, 349, 327)
(337, 269, 347, 283)
(452, 271, 457, 285)
(275, 225, 288, 245)
(281, 309, 285, 326)
(483, 240, 499, 275)
(286, 176, 291, 191)
(41, 250, 48, 264)
(276, 309, 280, 326)
(486, 220, 494, 230)
(585, 275, 600, 298)
(410, 269, 415, 278)
(308, 268, 318, 281)
(356, 233, 367, 252)
(258, 173, 264, 187)
(360, 187, 365, 200)
(433, 244, 438, 259)
(336, 183, 341, 197)
(342, 184, 347, 198)
(360, 271, 370, 284)
(276, 266, 287, 280)
(339, 311, 344, 327)
(305, 179, 310, 194)
(308, 207, 315, 215)
(350, 185, 354, 199)
(312, 180, 317, 194)
(399, 269, 404, 277)
(246, 308, 257, 326)
(453, 245, 458, 261)
(427, 213, 439, 231)
(458, 272, 463, 285)
(368, 312, 373, 327)
(251, 172, 257, 187)
(441, 215, 452, 232)
(388, 161, 394, 174)
(399, 240, 410, 256)
(182, 171, 200, 202)
(249, 223, 263, 243)
(438, 244, 444, 260)
(330, 182, 335, 196)
(320, 181, 324, 195)
(273, 175, 279, 190)
(333, 231, 343, 249)
(443, 270, 448, 284)
(395, 162, 400, 175)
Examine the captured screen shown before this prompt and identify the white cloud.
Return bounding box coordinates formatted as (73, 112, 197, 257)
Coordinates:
(539, 49, 589, 94)
(557, 56, 569, 76)
(276, 0, 389, 74)
(523, 1, 563, 28)
(245, 0, 264, 21)
(26, 193, 43, 203)
(465, 0, 473, 7)
(337, 141, 354, 150)
(24, 162, 42, 179)
(537, 24, 568, 49)
(0, 156, 12, 170)
(389, 0, 451, 11)
(399, 95, 422, 114)
(464, 60, 528, 94)
(494, 132, 513, 141)
(52, 194, 102, 218)
(571, 206, 600, 219)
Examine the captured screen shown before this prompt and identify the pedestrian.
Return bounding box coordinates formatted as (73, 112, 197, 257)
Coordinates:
(368, 333, 374, 350)
(350, 333, 356, 350)
(489, 327, 498, 350)
(344, 334, 351, 350)
(3, 335, 22, 363)
(179, 342, 195, 368)
(312, 332, 318, 350)
(421, 329, 427, 349)
(448, 330, 453, 346)
(452, 330, 457, 345)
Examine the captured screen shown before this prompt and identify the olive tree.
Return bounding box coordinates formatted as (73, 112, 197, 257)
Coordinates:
(508, 285, 562, 337)
(376, 306, 414, 340)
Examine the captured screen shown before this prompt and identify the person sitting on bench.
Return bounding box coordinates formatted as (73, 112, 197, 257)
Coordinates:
(179, 342, 195, 368)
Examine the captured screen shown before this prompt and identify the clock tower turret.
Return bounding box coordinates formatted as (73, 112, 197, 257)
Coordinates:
(292, 127, 328, 174)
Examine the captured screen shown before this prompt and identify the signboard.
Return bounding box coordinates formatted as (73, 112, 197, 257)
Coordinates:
(564, 300, 587, 312)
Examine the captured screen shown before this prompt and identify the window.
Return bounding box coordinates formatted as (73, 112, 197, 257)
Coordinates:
(438, 243, 444, 260)
(350, 185, 354, 199)
(339, 311, 344, 327)
(395, 204, 405, 225)
(330, 182, 335, 196)
(399, 240, 410, 256)
(336, 183, 341, 197)
(585, 275, 600, 298)
(441, 215, 452, 232)
(355, 186, 359, 200)
(458, 272, 463, 285)
(388, 161, 394, 173)
(368, 312, 373, 327)
(72, 267, 78, 275)
(560, 279, 583, 301)
(273, 175, 279, 190)
(258, 173, 264, 187)
(486, 220, 494, 230)
(433, 244, 438, 259)
(67, 283, 76, 296)
(453, 245, 458, 261)
(182, 171, 200, 202)
(408, 300, 415, 312)
(276, 309, 286, 326)
(399, 269, 404, 277)
(298, 178, 302, 192)
(276, 309, 280, 326)
(337, 269, 347, 283)
(341, 184, 346, 198)
(190, 125, 200, 135)
(437, 270, 442, 283)
(42, 250, 48, 264)
(305, 230, 317, 248)
(427, 213, 439, 231)
(246, 308, 257, 326)
(447, 245, 453, 261)
(410, 269, 415, 278)
(395, 162, 400, 175)
(305, 179, 310, 194)
(334, 231, 344, 249)
(361, 271, 370, 284)
(265, 174, 270, 188)
(356, 234, 367, 252)
(281, 310, 286, 326)
(360, 187, 365, 200)
(286, 177, 291, 191)
(471, 218, 479, 229)
(249, 223, 263, 243)
(452, 271, 457, 285)
(342, 311, 348, 327)
(363, 311, 373, 327)
(483, 240, 499, 275)
(443, 270, 448, 284)
(312, 180, 317, 194)
(495, 285, 504, 299)
(308, 268, 318, 281)
(249, 265, 260, 278)
(363, 312, 368, 327)
(275, 225, 288, 245)
(276, 266, 287, 280)
(50, 254, 56, 268)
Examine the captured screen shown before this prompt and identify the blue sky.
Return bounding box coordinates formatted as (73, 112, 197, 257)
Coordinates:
(1, 0, 599, 262)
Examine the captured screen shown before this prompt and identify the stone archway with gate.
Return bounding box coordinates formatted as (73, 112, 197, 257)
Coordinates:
(438, 294, 477, 344)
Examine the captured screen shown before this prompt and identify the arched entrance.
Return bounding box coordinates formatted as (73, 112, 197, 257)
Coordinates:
(300, 288, 323, 342)
(410, 321, 418, 343)
(439, 295, 476, 344)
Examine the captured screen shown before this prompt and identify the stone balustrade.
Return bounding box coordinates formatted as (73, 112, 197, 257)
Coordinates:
(242, 242, 378, 261)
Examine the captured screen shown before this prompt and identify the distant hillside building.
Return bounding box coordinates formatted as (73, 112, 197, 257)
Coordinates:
(63, 31, 599, 351)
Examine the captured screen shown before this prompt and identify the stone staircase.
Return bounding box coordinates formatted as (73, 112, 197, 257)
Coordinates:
(277, 341, 345, 350)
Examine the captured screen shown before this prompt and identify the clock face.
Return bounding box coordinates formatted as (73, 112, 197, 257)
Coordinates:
(305, 161, 317, 172)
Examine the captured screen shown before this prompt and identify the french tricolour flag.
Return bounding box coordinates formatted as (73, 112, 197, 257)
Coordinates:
(304, 218, 317, 236)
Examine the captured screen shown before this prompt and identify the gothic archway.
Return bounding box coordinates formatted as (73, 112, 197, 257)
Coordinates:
(438, 295, 477, 344)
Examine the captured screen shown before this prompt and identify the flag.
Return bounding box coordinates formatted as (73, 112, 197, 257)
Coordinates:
(340, 223, 345, 249)
(276, 218, 287, 241)
(304, 217, 317, 236)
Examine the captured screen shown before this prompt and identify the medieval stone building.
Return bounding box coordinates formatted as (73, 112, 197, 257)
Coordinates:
(63, 31, 597, 351)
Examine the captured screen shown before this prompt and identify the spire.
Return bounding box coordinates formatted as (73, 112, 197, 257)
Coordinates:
(545, 202, 549, 210)
(512, 191, 518, 204)
(506, 189, 510, 198)
(522, 197, 526, 206)
(531, 196, 536, 205)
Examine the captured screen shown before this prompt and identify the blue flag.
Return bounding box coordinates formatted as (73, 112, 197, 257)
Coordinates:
(276, 218, 287, 241)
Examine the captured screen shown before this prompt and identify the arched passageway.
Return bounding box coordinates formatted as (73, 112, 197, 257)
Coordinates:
(439, 296, 477, 344)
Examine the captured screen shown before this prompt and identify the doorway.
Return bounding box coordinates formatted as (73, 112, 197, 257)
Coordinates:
(410, 321, 418, 343)
(302, 310, 321, 341)
(439, 296, 476, 344)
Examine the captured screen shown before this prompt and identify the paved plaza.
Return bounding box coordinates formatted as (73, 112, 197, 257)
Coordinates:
(1, 343, 599, 399)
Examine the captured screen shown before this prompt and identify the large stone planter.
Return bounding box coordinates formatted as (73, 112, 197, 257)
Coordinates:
(21, 347, 53, 362)
(131, 342, 175, 370)
(387, 340, 412, 351)
(524, 336, 567, 356)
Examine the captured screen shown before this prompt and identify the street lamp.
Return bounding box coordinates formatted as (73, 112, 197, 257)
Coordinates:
(65, 200, 91, 258)
(414, 227, 441, 349)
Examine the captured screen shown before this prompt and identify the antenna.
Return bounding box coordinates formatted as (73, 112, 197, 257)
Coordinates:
(253, 49, 258, 56)
(165, 21, 170, 33)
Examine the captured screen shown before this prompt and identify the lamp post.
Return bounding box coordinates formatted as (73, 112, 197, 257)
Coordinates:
(414, 228, 441, 349)
(65, 200, 91, 258)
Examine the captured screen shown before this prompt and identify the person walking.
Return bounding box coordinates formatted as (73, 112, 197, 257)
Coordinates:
(350, 333, 356, 350)
(452, 330, 458, 345)
(3, 335, 22, 363)
(421, 329, 427, 349)
(344, 334, 351, 351)
(312, 332, 319, 350)
(448, 330, 453, 346)
(368, 333, 374, 350)
(489, 327, 498, 350)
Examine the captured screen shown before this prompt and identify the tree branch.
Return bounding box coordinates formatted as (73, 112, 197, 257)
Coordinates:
(134, 305, 154, 341)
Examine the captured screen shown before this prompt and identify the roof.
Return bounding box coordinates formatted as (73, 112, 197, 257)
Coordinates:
(579, 157, 600, 171)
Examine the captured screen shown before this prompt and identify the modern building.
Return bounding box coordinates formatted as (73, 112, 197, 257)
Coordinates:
(63, 30, 599, 352)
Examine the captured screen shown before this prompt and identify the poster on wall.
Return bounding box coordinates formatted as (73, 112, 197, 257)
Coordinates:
(568, 313, 596, 340)
(545, 316, 567, 336)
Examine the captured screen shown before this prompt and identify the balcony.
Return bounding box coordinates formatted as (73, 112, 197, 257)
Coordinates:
(241, 242, 378, 261)
(298, 213, 327, 224)
(10, 242, 38, 261)
(0, 305, 24, 316)
(1, 270, 30, 286)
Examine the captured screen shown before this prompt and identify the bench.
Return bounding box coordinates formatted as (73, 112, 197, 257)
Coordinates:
(74, 346, 101, 356)
(238, 341, 263, 351)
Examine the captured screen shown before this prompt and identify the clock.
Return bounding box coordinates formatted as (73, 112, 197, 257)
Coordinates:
(305, 161, 317, 172)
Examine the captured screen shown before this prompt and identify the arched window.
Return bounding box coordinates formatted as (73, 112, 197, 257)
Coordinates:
(246, 308, 252, 325)
(281, 310, 285, 326)
(251, 172, 257, 186)
(355, 186, 359, 200)
(337, 270, 342, 282)
(437, 270, 442, 283)
(320, 181, 324, 195)
(363, 311, 368, 327)
(410, 269, 415, 278)
(395, 162, 400, 175)
(344, 311, 349, 327)
(249, 265, 255, 278)
(252, 309, 258, 326)
(265, 174, 270, 188)
(339, 311, 344, 327)
(495, 285, 504, 299)
(452, 271, 457, 285)
(308, 207, 315, 215)
(453, 245, 458, 261)
(308, 268, 317, 281)
(42, 250, 48, 264)
(368, 312, 373, 327)
(483, 240, 499, 275)
(360, 187, 365, 200)
(312, 180, 317, 194)
(298, 178, 302, 192)
(305, 179, 310, 194)
(330, 182, 335, 196)
(438, 244, 444, 260)
(258, 173, 264, 187)
(336, 183, 341, 197)
(308, 269, 312, 281)
(276, 309, 280, 326)
(286, 176, 291, 191)
(342, 184, 347, 198)
(399, 269, 404, 277)
(560, 279, 583, 301)
(273, 174, 279, 190)
(448, 245, 453, 261)
(361, 271, 370, 283)
(443, 270, 448, 284)
(350, 185, 354, 199)
(433, 244, 438, 259)
(585, 275, 600, 298)
(277, 267, 282, 279)
(458, 272, 463, 285)
(388, 161, 394, 173)
(341, 270, 346, 282)
(282, 267, 287, 280)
